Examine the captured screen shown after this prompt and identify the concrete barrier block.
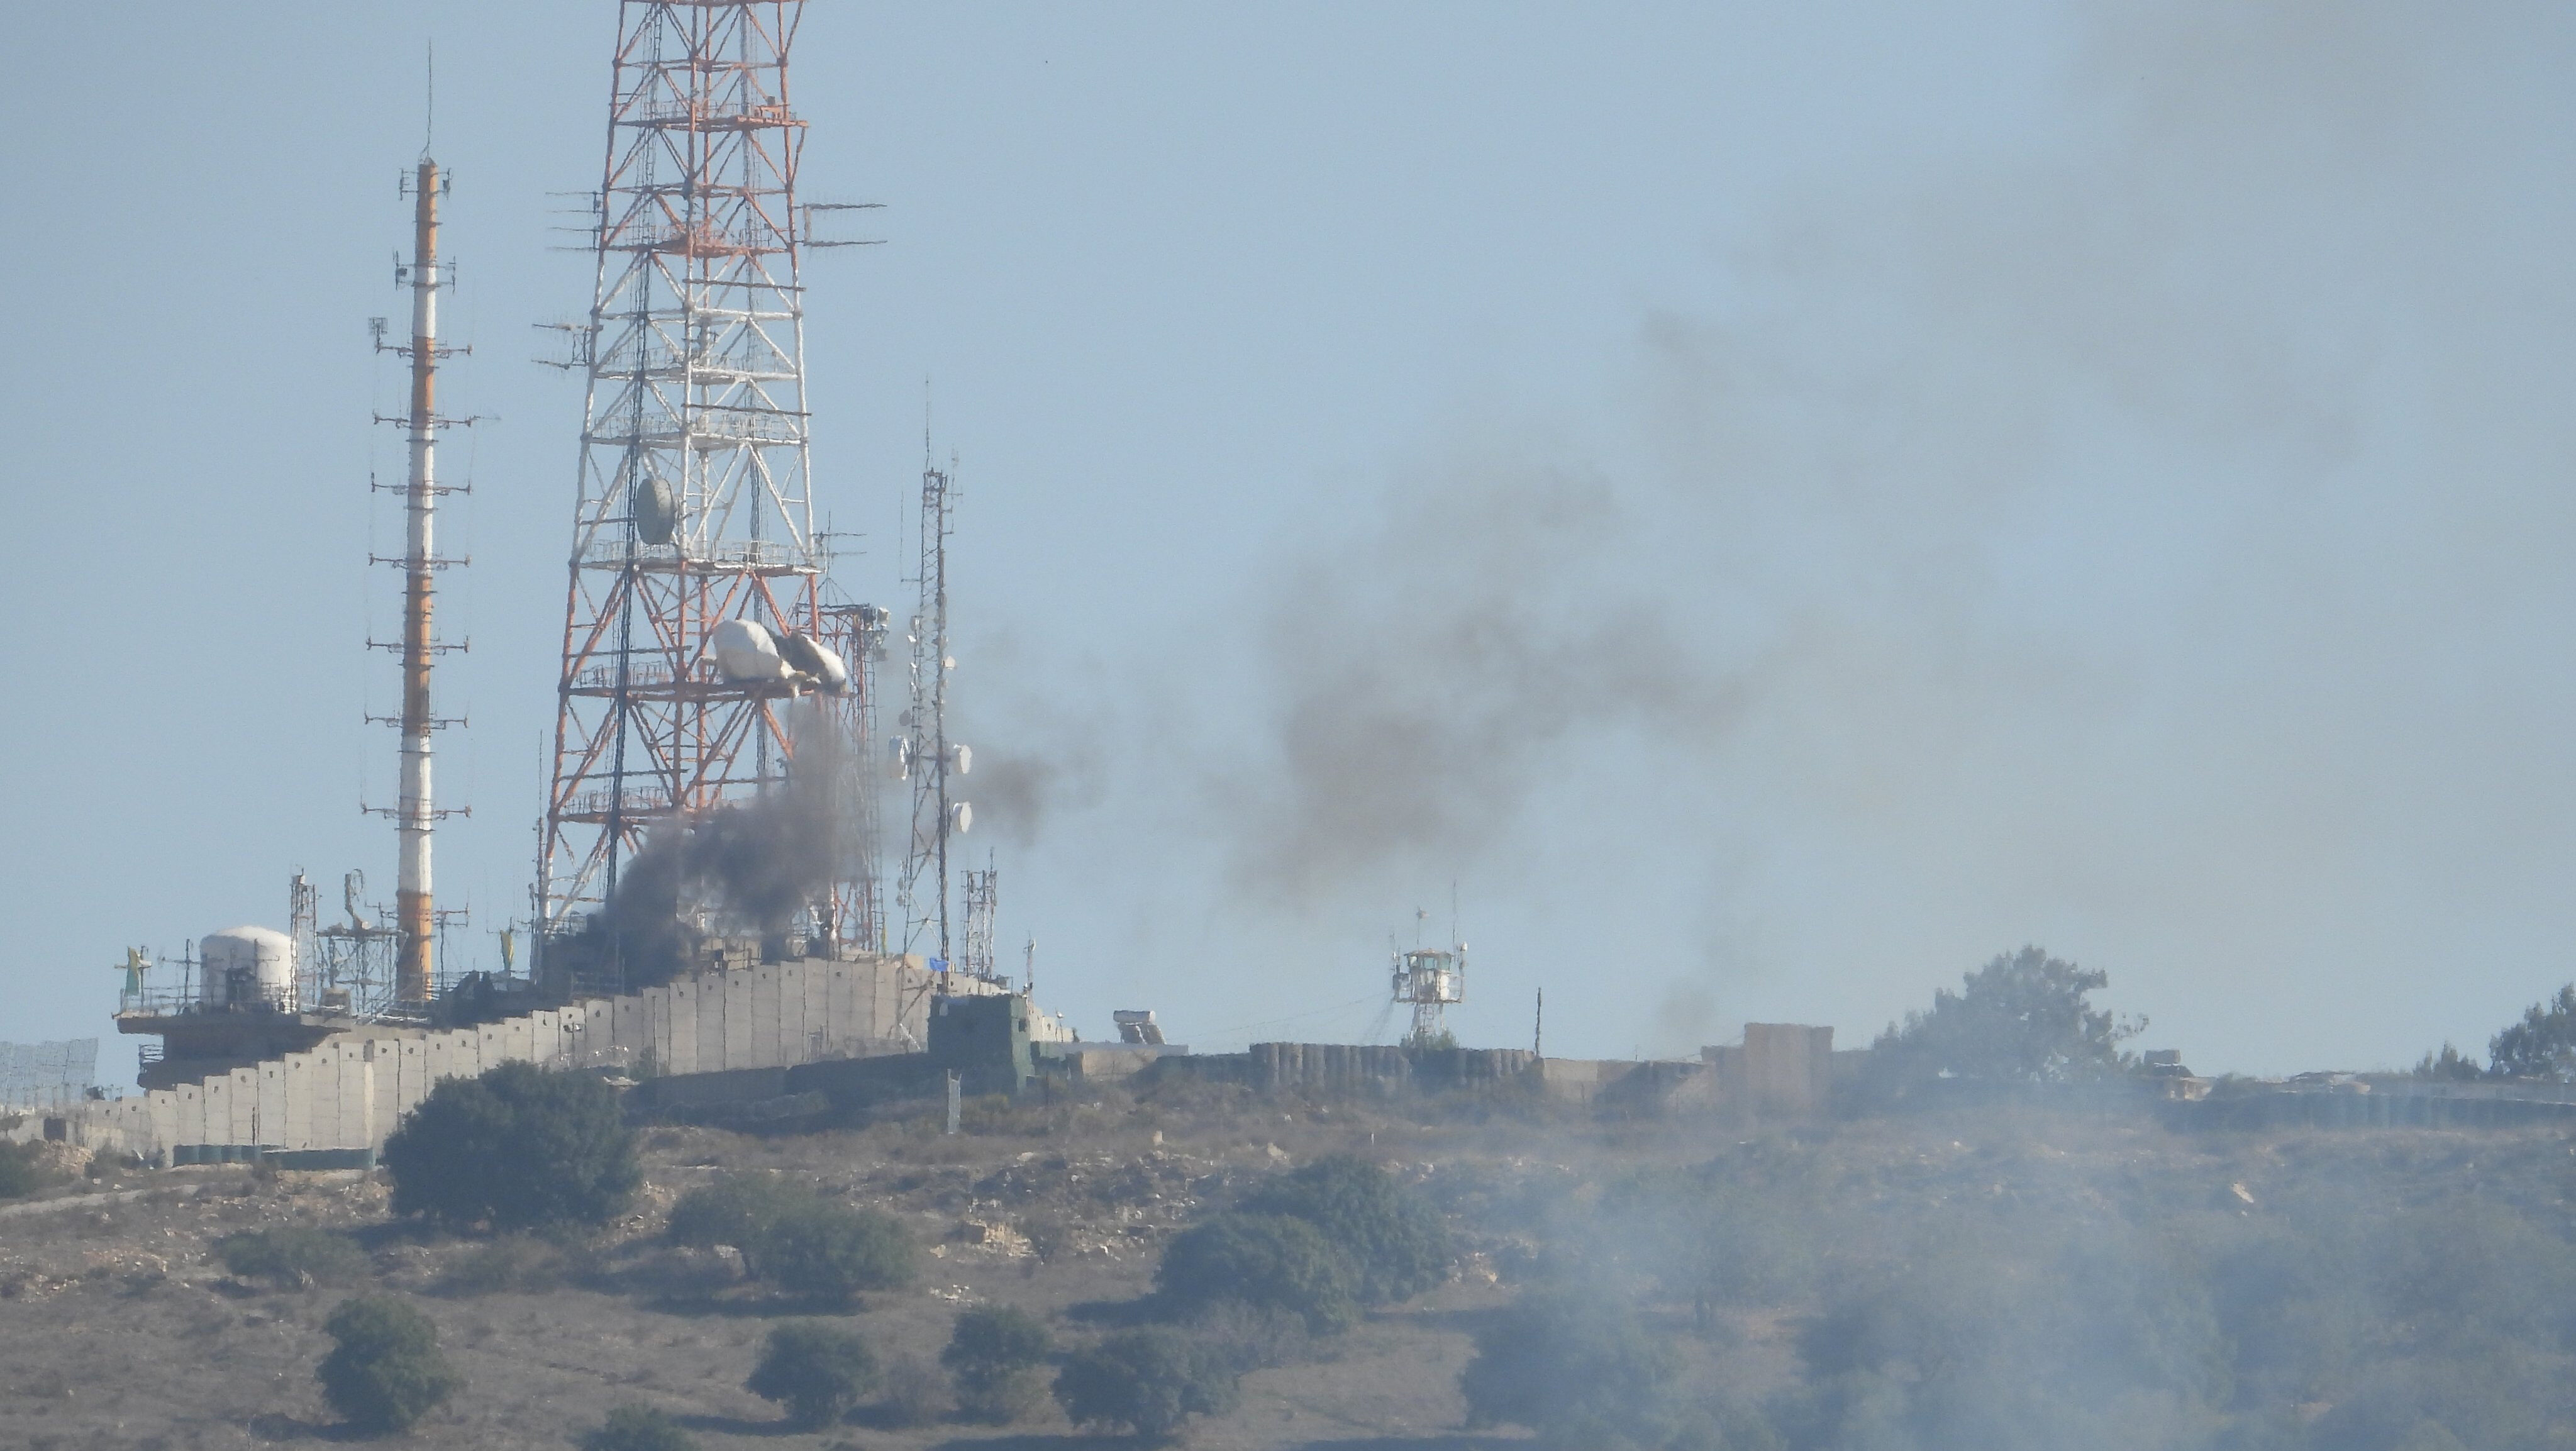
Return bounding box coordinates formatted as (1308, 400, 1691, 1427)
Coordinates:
(279, 1056, 314, 1150)
(750, 968, 784, 1067)
(721, 971, 755, 1069)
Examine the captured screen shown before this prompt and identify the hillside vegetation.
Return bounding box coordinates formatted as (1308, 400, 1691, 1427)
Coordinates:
(3, 1075, 2573, 1449)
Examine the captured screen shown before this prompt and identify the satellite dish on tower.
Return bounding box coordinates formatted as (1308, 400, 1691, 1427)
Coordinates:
(948, 801, 973, 835)
(631, 476, 677, 545)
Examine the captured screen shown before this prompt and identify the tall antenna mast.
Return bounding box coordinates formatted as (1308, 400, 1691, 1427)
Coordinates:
(543, 1, 873, 978)
(371, 155, 469, 1007)
(896, 452, 971, 973)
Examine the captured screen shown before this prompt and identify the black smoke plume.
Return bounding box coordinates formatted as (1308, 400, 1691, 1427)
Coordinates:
(574, 710, 855, 989)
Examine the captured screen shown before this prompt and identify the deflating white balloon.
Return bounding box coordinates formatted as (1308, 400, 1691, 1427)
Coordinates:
(773, 630, 851, 694)
(710, 618, 791, 682)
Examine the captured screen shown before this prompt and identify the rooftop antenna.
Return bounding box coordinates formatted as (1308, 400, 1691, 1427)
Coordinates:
(961, 851, 999, 984)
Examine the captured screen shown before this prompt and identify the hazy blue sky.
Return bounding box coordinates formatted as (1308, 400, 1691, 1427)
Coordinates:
(5, 2, 2574, 1077)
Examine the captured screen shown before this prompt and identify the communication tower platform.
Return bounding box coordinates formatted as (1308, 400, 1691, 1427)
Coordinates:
(1391, 945, 1466, 1048)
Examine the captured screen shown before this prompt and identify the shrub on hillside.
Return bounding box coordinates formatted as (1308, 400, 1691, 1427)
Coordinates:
(665, 1174, 913, 1301)
(2380, 1198, 2576, 1347)
(382, 1061, 640, 1232)
(760, 1198, 917, 1303)
(1460, 1287, 1684, 1451)
(0, 1142, 50, 1200)
(436, 1231, 578, 1296)
(214, 1226, 369, 1290)
(580, 1404, 697, 1451)
(943, 1303, 1054, 1424)
(665, 1171, 809, 1251)
(748, 1321, 879, 1429)
(1184, 1298, 1317, 1372)
(1243, 1154, 1451, 1304)
(875, 1348, 949, 1428)
(1596, 1155, 1828, 1315)
(1154, 1212, 1358, 1335)
(316, 1294, 464, 1435)
(1054, 1326, 1241, 1440)
(1790, 1232, 2224, 1451)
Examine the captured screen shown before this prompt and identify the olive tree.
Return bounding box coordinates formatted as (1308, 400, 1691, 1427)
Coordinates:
(1055, 1327, 1240, 1440)
(1858, 946, 2140, 1105)
(382, 1061, 640, 1232)
(747, 1321, 877, 1429)
(1460, 1288, 1681, 1450)
(943, 1303, 1054, 1424)
(1154, 1212, 1357, 1335)
(317, 1294, 464, 1435)
(1243, 1155, 1450, 1305)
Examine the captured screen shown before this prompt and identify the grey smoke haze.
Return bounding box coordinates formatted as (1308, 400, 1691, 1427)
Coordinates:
(968, 749, 1077, 850)
(1057, 0, 2576, 1068)
(938, 635, 1110, 850)
(509, 0, 2576, 1068)
(1213, 464, 1744, 908)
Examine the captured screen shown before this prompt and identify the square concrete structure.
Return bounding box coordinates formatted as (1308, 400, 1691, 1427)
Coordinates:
(1720, 1023, 1835, 1117)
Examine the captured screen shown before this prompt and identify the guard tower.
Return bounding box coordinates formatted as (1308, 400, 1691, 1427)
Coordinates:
(1391, 945, 1466, 1049)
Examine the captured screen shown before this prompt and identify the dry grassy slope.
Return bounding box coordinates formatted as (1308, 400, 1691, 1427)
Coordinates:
(0, 1089, 2568, 1450)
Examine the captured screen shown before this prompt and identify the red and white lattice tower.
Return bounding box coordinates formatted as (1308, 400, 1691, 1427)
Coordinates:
(543, 1, 882, 971)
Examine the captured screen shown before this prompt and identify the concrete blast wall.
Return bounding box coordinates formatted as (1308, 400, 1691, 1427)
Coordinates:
(1155, 1031, 1839, 1118)
(62, 955, 939, 1163)
(1702, 1023, 1835, 1117)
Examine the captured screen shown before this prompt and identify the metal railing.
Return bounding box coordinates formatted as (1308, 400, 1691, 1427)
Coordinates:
(575, 538, 813, 573)
(614, 96, 799, 131)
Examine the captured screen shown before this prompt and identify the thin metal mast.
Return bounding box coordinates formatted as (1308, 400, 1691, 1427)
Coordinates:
(814, 600, 891, 951)
(897, 453, 969, 972)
